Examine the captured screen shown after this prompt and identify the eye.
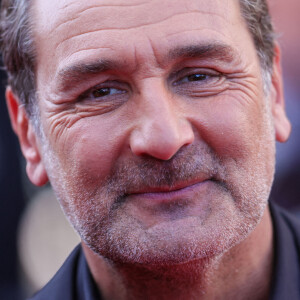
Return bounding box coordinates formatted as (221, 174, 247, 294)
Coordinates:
(172, 67, 223, 86)
(78, 82, 128, 102)
(172, 68, 227, 97)
(174, 69, 220, 86)
(182, 73, 209, 83)
(91, 87, 123, 98)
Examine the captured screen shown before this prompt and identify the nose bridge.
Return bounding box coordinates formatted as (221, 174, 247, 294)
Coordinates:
(130, 79, 194, 160)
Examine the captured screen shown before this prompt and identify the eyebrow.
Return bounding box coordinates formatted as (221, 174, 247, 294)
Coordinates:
(56, 42, 237, 91)
(56, 59, 121, 91)
(168, 43, 237, 64)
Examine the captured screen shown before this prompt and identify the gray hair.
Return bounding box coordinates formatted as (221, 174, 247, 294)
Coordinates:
(0, 0, 275, 119)
(239, 0, 275, 92)
(0, 0, 37, 118)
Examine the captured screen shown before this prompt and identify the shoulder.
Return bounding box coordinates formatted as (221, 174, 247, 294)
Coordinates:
(269, 202, 300, 300)
(270, 201, 300, 243)
(28, 245, 81, 300)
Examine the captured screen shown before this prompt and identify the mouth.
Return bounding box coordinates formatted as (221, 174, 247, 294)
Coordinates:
(125, 178, 213, 203)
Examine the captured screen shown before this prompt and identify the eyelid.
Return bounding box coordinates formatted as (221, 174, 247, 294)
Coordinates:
(171, 67, 222, 85)
(77, 80, 128, 102)
(170, 67, 228, 98)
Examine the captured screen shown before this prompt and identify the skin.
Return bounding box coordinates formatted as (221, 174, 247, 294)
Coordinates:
(6, 0, 291, 299)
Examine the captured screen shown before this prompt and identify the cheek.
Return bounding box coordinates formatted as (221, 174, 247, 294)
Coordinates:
(75, 133, 114, 178)
(190, 95, 268, 160)
(50, 116, 130, 184)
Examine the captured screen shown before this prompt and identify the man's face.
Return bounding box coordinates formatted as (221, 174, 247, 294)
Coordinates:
(31, 0, 281, 264)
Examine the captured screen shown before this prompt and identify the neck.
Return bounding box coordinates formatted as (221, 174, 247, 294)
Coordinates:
(82, 207, 273, 300)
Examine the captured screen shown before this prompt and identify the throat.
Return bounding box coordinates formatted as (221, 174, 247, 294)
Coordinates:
(84, 248, 273, 300)
(113, 259, 213, 300)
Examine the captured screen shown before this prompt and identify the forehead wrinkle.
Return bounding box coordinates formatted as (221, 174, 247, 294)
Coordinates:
(58, 1, 79, 12)
(56, 11, 191, 47)
(50, 1, 150, 36)
(166, 28, 225, 39)
(132, 35, 164, 71)
(54, 10, 226, 51)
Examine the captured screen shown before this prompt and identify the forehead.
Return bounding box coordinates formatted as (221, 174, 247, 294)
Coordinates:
(32, 0, 254, 80)
(33, 0, 241, 30)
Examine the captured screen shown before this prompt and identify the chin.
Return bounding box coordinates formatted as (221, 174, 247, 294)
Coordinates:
(79, 199, 266, 266)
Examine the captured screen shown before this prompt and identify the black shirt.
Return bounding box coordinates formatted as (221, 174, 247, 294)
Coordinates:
(29, 202, 300, 300)
(269, 202, 300, 299)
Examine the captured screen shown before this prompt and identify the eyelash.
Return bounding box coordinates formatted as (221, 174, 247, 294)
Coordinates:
(173, 68, 222, 86)
(78, 82, 127, 102)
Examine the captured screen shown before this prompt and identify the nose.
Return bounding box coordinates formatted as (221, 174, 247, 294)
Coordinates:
(129, 81, 194, 160)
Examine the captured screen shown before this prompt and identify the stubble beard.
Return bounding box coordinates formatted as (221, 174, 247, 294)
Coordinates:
(40, 137, 274, 267)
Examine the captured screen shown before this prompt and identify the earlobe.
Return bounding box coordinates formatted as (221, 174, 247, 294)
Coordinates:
(6, 87, 49, 186)
(270, 44, 291, 143)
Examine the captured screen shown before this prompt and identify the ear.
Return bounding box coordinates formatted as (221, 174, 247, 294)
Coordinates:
(270, 44, 291, 143)
(6, 87, 49, 186)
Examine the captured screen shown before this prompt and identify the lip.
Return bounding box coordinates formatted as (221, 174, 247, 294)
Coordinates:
(126, 179, 212, 203)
